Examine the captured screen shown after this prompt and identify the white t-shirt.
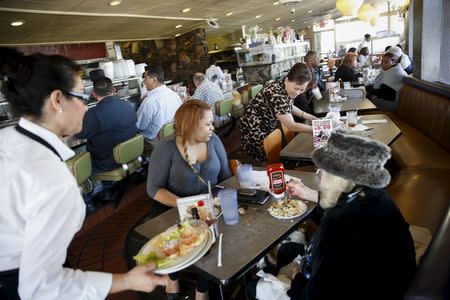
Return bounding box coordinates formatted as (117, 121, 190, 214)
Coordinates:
(0, 118, 112, 299)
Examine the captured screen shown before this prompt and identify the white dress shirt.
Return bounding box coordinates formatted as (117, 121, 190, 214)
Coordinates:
(136, 85, 182, 140)
(205, 65, 225, 83)
(0, 118, 112, 299)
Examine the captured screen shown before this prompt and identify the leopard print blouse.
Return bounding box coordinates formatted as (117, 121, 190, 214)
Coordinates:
(240, 80, 293, 161)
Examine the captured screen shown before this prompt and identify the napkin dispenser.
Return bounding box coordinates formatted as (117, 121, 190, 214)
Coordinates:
(340, 87, 365, 98)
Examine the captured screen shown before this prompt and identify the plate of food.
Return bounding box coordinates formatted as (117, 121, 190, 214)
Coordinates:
(134, 219, 212, 274)
(268, 199, 308, 219)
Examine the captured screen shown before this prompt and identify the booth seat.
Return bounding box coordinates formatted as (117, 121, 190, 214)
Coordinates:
(385, 77, 450, 235)
(383, 76, 449, 299)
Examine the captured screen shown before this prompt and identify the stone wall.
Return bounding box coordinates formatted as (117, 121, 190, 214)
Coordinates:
(119, 28, 209, 85)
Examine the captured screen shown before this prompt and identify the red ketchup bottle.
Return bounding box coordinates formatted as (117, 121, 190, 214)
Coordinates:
(267, 163, 286, 199)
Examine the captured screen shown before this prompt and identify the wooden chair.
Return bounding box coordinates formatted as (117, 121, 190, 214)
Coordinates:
(263, 128, 282, 164)
(281, 124, 295, 143)
(228, 159, 241, 176)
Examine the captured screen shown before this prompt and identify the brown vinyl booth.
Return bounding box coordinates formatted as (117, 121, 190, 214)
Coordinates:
(384, 77, 450, 298)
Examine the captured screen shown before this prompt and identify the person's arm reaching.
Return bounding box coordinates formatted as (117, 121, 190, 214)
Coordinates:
(277, 113, 313, 133)
(291, 106, 318, 121)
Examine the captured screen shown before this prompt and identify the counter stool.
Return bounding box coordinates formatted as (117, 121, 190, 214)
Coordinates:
(92, 134, 144, 207)
(66, 151, 93, 196)
(249, 84, 263, 99)
(214, 98, 235, 137)
(157, 122, 174, 140)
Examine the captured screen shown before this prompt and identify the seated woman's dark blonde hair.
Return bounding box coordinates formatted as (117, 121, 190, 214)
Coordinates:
(173, 99, 212, 146)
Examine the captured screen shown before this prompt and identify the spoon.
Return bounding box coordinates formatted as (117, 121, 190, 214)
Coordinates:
(238, 207, 250, 226)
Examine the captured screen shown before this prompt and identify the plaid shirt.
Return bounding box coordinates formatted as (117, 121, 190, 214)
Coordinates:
(192, 80, 224, 119)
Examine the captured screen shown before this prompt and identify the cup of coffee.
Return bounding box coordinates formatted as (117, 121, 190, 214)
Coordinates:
(312, 87, 322, 100)
(346, 110, 358, 128)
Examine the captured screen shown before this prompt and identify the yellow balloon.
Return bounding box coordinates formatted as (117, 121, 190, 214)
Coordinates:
(370, 16, 378, 26)
(357, 4, 375, 22)
(336, 0, 364, 16)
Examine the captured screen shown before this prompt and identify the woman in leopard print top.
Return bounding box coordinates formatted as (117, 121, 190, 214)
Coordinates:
(240, 62, 318, 161)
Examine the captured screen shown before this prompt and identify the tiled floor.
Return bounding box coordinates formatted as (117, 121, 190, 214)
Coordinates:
(67, 124, 247, 300)
(68, 182, 151, 300)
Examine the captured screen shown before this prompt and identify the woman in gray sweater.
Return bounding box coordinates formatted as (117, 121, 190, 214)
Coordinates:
(127, 99, 231, 300)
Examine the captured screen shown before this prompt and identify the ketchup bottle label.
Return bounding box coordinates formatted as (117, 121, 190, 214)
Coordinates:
(267, 163, 286, 196)
(271, 171, 285, 190)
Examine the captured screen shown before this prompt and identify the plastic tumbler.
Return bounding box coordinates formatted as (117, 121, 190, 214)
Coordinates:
(346, 110, 358, 128)
(236, 164, 253, 188)
(218, 189, 239, 225)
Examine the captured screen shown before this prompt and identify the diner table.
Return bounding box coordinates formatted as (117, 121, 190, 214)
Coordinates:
(313, 94, 376, 115)
(134, 170, 319, 298)
(281, 114, 401, 162)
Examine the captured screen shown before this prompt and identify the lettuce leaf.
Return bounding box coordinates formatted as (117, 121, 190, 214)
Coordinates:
(133, 252, 171, 267)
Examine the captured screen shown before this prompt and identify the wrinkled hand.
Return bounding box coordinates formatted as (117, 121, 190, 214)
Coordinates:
(291, 262, 301, 280)
(287, 180, 318, 202)
(126, 263, 168, 293)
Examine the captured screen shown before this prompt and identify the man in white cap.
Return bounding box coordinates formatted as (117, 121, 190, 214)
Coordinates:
(387, 45, 412, 74)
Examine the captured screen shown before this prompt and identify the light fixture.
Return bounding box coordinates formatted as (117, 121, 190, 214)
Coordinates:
(308, 10, 312, 13)
(255, 15, 262, 18)
(336, 0, 364, 16)
(175, 24, 182, 28)
(276, 17, 281, 21)
(181, 8, 191, 13)
(226, 12, 233, 16)
(357, 3, 376, 22)
(273, 1, 280, 5)
(108, 0, 121, 6)
(11, 20, 24, 27)
(175, 33, 181, 37)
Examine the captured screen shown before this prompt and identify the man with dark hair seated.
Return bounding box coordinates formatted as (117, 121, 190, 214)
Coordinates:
(76, 77, 137, 172)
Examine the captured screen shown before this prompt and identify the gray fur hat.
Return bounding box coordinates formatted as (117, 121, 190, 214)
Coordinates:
(312, 129, 391, 188)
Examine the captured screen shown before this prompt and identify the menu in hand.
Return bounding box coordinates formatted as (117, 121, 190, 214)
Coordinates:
(312, 119, 333, 148)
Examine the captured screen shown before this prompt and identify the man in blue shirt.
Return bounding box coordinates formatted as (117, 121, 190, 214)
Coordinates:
(76, 77, 137, 172)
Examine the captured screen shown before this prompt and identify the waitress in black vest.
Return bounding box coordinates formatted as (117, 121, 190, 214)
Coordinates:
(0, 49, 167, 300)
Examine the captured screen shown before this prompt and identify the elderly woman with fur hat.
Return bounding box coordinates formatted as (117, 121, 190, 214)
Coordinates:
(249, 130, 416, 300)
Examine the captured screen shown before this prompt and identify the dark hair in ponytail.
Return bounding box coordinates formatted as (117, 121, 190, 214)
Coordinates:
(0, 48, 80, 118)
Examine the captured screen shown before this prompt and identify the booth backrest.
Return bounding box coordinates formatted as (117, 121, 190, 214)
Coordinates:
(396, 77, 450, 153)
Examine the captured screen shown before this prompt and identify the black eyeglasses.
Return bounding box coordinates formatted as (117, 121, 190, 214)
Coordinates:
(63, 90, 90, 104)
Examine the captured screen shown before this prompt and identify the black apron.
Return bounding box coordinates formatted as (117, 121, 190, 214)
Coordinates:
(0, 125, 64, 299)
